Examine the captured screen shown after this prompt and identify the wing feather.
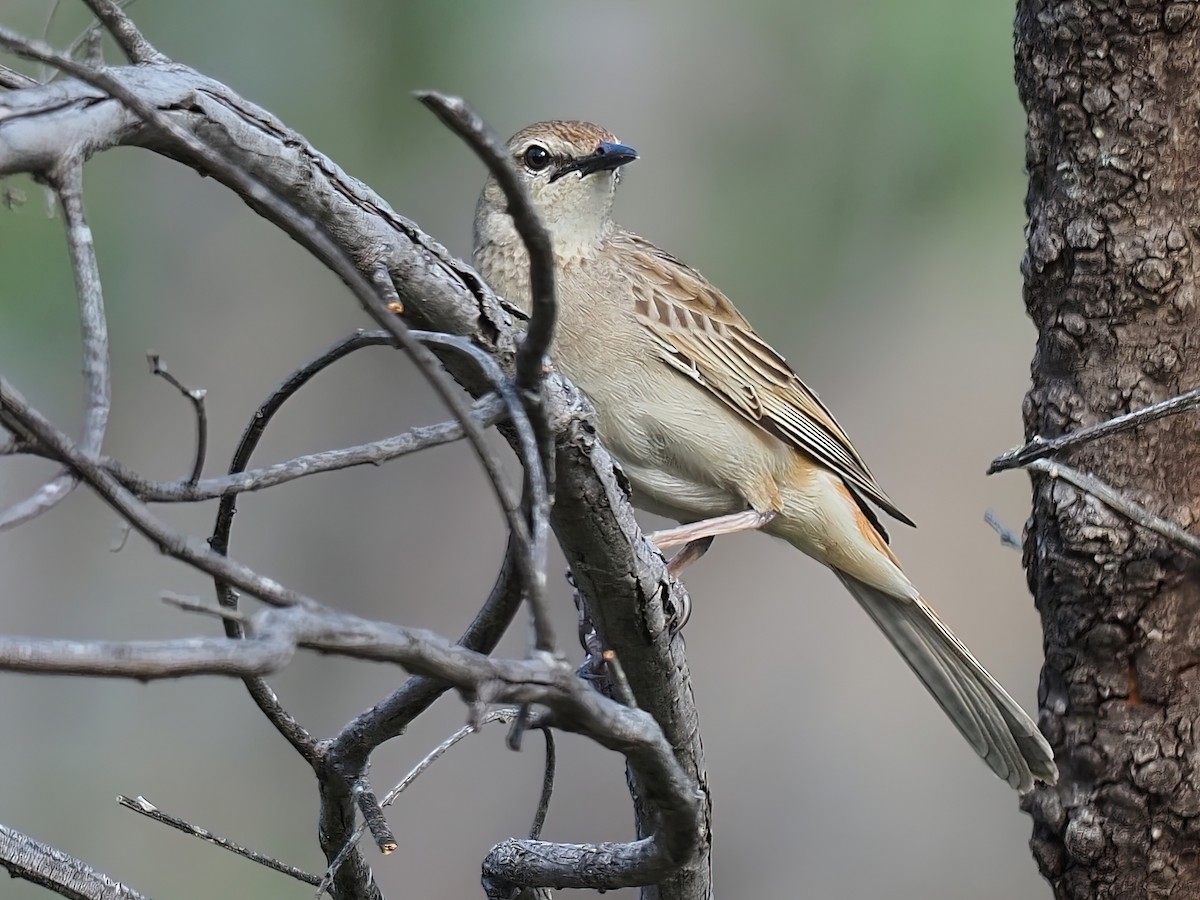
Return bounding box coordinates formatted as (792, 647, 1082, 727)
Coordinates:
(621, 230, 914, 527)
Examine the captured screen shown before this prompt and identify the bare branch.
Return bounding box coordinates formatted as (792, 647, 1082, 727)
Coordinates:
(0, 603, 704, 892)
(116, 795, 324, 889)
(320, 709, 520, 894)
(529, 728, 556, 841)
(79, 0, 164, 64)
(0, 631, 291, 678)
(1028, 458, 1200, 557)
(0, 162, 110, 531)
(416, 92, 556, 397)
(0, 28, 540, 640)
(0, 64, 37, 89)
(984, 508, 1022, 550)
(989, 385, 1200, 473)
(1, 53, 709, 897)
(147, 353, 207, 487)
(0, 377, 317, 610)
(419, 92, 558, 655)
(0, 822, 148, 900)
(85, 395, 503, 502)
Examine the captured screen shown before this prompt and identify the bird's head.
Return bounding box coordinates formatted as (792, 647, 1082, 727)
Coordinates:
(475, 120, 638, 261)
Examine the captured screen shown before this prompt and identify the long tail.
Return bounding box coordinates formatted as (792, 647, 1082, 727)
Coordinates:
(836, 572, 1058, 792)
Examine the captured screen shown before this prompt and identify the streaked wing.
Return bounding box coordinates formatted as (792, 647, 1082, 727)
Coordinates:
(620, 231, 914, 527)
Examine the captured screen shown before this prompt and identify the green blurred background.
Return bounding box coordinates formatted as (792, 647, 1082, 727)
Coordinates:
(0, 2, 1049, 897)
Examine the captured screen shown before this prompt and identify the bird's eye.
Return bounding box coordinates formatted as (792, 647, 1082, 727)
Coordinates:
(523, 144, 552, 172)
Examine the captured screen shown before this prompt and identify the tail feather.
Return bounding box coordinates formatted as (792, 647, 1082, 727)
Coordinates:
(836, 572, 1058, 792)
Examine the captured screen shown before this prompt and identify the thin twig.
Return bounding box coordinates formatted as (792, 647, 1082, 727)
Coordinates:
(0, 64, 37, 89)
(0, 377, 317, 610)
(117, 795, 324, 889)
(78, 0, 162, 64)
(74, 394, 503, 502)
(320, 709, 519, 896)
(147, 353, 207, 487)
(0, 28, 537, 638)
(415, 93, 555, 397)
(418, 330, 553, 653)
(529, 728, 555, 841)
(1029, 458, 1200, 556)
(989, 386, 1200, 473)
(417, 93, 557, 653)
(602, 649, 638, 709)
(0, 162, 110, 532)
(327, 534, 525, 851)
(984, 508, 1022, 551)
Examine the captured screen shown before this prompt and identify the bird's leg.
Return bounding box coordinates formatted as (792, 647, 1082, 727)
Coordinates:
(666, 536, 714, 577)
(649, 510, 776, 633)
(647, 509, 777, 550)
(662, 536, 714, 633)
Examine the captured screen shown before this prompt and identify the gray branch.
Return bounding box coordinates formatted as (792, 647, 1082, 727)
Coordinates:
(0, 602, 702, 882)
(0, 35, 707, 900)
(0, 162, 110, 531)
(0, 823, 147, 900)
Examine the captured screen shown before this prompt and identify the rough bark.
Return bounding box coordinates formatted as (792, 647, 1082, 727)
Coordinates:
(1015, 2, 1200, 896)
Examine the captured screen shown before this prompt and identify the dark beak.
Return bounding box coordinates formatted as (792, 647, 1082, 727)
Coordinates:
(552, 141, 639, 181)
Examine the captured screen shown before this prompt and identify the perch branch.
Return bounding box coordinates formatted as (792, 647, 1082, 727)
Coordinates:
(0, 603, 704, 893)
(0, 51, 708, 898)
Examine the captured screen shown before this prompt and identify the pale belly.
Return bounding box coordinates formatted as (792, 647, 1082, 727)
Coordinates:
(584, 377, 786, 526)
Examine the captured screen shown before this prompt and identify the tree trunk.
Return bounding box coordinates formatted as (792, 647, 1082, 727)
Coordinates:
(1015, 1, 1200, 896)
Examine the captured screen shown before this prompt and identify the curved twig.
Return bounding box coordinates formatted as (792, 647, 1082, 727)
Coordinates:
(206, 335, 397, 763)
(147, 353, 207, 487)
(0, 26, 544, 655)
(0, 163, 109, 531)
(419, 92, 557, 654)
(529, 728, 555, 841)
(416, 92, 555, 398)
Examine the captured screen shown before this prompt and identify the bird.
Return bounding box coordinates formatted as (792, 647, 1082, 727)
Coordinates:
(472, 119, 1058, 792)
